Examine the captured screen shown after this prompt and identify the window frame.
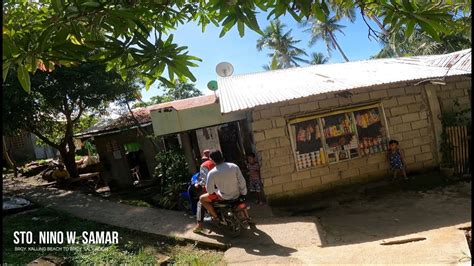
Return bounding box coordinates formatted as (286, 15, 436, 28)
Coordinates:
(288, 103, 390, 171)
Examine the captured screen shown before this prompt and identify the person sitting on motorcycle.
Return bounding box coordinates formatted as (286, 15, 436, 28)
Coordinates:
(197, 149, 215, 191)
(194, 150, 247, 234)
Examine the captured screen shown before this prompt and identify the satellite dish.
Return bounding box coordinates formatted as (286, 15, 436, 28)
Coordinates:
(216, 62, 234, 77)
(207, 80, 218, 91)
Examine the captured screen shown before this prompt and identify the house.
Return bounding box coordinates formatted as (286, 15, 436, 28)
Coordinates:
(76, 94, 253, 189)
(217, 49, 471, 203)
(4, 131, 57, 163)
(149, 94, 253, 172)
(75, 107, 165, 189)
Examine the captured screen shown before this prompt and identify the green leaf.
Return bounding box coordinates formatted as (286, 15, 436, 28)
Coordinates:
(17, 64, 31, 93)
(405, 21, 415, 38)
(145, 78, 154, 90)
(51, 0, 63, 13)
(158, 77, 175, 88)
(38, 26, 55, 52)
(312, 3, 327, 22)
(81, 2, 101, 8)
(418, 20, 440, 41)
(3, 61, 11, 81)
(237, 21, 245, 37)
(402, 0, 414, 11)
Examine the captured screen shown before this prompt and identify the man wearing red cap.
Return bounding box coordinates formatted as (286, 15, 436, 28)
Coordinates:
(197, 149, 215, 190)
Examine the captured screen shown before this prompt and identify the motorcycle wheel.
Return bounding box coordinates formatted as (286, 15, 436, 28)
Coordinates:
(227, 216, 242, 238)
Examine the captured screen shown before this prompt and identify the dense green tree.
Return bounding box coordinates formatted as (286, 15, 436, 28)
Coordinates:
(257, 20, 308, 69)
(3, 63, 140, 177)
(133, 82, 202, 108)
(3, 0, 466, 92)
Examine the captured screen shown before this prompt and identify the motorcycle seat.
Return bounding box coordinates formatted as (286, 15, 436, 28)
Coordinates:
(212, 198, 242, 207)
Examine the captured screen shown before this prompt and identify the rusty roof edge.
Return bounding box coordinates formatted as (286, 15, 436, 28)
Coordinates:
(74, 122, 152, 139)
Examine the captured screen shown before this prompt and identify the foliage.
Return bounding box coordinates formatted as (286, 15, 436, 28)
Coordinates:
(3, 207, 224, 265)
(439, 100, 471, 167)
(439, 100, 471, 128)
(4, 0, 467, 92)
(309, 52, 329, 64)
(133, 82, 203, 108)
(73, 245, 157, 265)
(257, 20, 308, 69)
(74, 115, 100, 135)
(262, 54, 282, 70)
(154, 149, 189, 210)
(372, 27, 471, 59)
(3, 63, 139, 176)
(158, 181, 187, 210)
(302, 15, 349, 62)
(170, 245, 225, 266)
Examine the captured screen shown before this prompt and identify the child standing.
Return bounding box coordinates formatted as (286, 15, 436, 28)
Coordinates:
(387, 139, 409, 180)
(246, 153, 265, 205)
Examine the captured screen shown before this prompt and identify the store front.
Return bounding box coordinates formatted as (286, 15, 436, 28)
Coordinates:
(289, 104, 389, 170)
(216, 50, 471, 203)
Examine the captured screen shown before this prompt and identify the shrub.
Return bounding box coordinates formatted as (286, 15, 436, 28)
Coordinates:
(154, 149, 189, 210)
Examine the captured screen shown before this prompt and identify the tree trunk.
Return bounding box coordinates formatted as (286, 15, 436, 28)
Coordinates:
(2, 136, 18, 178)
(59, 147, 78, 178)
(125, 101, 160, 153)
(329, 31, 350, 62)
(62, 117, 79, 178)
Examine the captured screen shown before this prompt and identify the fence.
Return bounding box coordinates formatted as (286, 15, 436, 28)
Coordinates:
(446, 126, 470, 176)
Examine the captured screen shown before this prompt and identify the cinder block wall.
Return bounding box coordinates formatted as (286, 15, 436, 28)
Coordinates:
(435, 76, 471, 112)
(251, 75, 471, 202)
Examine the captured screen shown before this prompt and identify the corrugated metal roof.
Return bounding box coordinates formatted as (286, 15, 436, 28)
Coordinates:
(75, 107, 152, 138)
(76, 95, 218, 138)
(218, 49, 471, 114)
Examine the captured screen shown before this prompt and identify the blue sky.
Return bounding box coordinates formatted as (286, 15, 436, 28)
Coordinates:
(141, 12, 383, 101)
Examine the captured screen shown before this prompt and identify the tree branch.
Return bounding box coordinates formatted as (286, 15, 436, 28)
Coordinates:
(27, 126, 61, 150)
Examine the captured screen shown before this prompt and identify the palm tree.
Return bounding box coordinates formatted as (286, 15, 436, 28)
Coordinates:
(309, 52, 329, 65)
(329, 1, 356, 22)
(257, 20, 308, 69)
(262, 54, 282, 70)
(303, 16, 350, 62)
(372, 26, 471, 59)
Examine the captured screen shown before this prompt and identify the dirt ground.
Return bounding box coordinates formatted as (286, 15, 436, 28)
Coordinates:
(225, 180, 472, 265)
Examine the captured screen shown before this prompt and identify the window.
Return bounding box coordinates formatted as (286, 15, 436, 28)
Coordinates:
(289, 104, 389, 171)
(11, 134, 25, 149)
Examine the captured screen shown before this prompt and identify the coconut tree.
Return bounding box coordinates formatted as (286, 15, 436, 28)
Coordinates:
(257, 20, 308, 68)
(262, 55, 282, 70)
(372, 26, 471, 59)
(303, 16, 350, 62)
(309, 52, 330, 65)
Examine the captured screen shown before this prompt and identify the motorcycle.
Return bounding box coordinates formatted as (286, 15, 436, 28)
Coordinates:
(211, 196, 251, 237)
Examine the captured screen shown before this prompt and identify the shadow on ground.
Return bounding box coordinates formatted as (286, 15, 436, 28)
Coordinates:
(294, 174, 471, 247)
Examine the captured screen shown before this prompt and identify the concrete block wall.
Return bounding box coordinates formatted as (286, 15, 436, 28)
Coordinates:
(433, 75, 471, 113)
(250, 78, 471, 202)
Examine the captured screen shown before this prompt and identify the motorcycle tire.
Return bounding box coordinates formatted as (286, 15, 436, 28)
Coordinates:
(227, 216, 242, 238)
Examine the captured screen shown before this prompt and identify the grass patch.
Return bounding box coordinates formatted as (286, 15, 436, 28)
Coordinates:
(3, 207, 224, 265)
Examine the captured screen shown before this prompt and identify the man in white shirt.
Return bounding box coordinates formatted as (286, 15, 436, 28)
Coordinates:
(194, 150, 247, 233)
